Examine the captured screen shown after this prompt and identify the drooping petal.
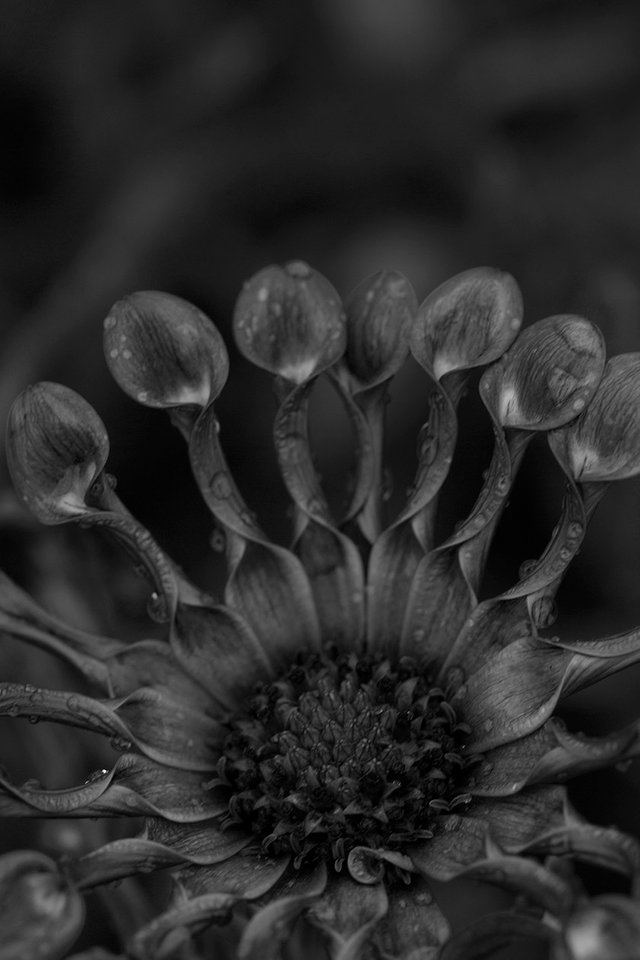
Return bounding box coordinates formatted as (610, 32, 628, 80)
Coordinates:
(308, 873, 388, 960)
(480, 315, 605, 431)
(410, 267, 523, 381)
(561, 895, 640, 960)
(0, 754, 222, 821)
(238, 860, 328, 960)
(127, 890, 237, 960)
(104, 290, 229, 409)
(0, 850, 84, 960)
(233, 261, 345, 384)
(549, 354, 640, 482)
(7, 382, 109, 524)
(342, 270, 416, 390)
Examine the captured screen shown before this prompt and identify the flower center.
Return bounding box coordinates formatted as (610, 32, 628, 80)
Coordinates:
(213, 649, 472, 871)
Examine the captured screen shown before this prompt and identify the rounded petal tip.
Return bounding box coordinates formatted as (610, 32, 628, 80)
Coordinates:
(6, 382, 109, 524)
(411, 266, 523, 379)
(481, 314, 606, 431)
(233, 261, 345, 383)
(549, 353, 640, 481)
(104, 291, 228, 409)
(344, 270, 417, 388)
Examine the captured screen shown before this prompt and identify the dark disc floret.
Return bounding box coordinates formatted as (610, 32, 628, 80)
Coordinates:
(211, 648, 473, 872)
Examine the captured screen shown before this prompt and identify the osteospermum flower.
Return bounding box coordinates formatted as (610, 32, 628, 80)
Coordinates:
(3, 263, 640, 959)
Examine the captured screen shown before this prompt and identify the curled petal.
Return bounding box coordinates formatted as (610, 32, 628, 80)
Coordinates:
(480, 315, 605, 430)
(0, 850, 84, 960)
(233, 261, 345, 384)
(549, 354, 640, 481)
(104, 290, 228, 409)
(7, 382, 109, 523)
(0, 754, 223, 821)
(344, 270, 417, 388)
(128, 891, 237, 960)
(372, 878, 449, 960)
(410, 266, 522, 380)
(238, 861, 328, 960)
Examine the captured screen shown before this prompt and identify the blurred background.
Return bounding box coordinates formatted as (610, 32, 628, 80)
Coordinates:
(1, 0, 640, 952)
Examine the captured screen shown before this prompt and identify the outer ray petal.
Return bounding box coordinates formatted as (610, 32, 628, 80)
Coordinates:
(308, 874, 389, 960)
(470, 718, 640, 797)
(70, 825, 251, 889)
(0, 681, 221, 770)
(0, 754, 223, 820)
(237, 860, 328, 960)
(453, 633, 640, 752)
(175, 851, 290, 899)
(127, 891, 237, 960)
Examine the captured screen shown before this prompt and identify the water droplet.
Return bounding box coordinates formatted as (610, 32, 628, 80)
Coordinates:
(210, 527, 226, 552)
(210, 471, 232, 499)
(84, 769, 109, 784)
(110, 736, 132, 752)
(559, 547, 571, 562)
(104, 315, 117, 331)
(483, 718, 494, 733)
(568, 522, 583, 538)
(7, 704, 20, 718)
(122, 349, 132, 360)
(67, 696, 80, 713)
(256, 286, 269, 303)
(137, 390, 149, 403)
(572, 396, 586, 412)
(519, 558, 537, 579)
(28, 715, 40, 724)
(147, 592, 169, 622)
(109, 348, 119, 359)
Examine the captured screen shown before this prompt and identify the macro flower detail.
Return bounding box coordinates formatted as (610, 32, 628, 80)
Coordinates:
(2, 263, 640, 958)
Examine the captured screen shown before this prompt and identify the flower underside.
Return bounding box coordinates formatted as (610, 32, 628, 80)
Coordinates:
(216, 648, 470, 872)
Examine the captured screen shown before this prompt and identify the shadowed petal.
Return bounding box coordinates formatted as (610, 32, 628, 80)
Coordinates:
(0, 850, 84, 960)
(439, 913, 553, 960)
(176, 851, 290, 899)
(238, 860, 328, 960)
(308, 874, 389, 960)
(128, 890, 237, 960)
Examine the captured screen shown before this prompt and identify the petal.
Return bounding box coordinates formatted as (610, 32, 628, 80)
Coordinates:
(238, 860, 328, 960)
(371, 877, 450, 960)
(563, 895, 640, 960)
(343, 270, 416, 389)
(410, 267, 522, 381)
(0, 681, 220, 771)
(0, 754, 223, 821)
(411, 785, 566, 880)
(70, 823, 251, 889)
(308, 874, 389, 960)
(549, 353, 640, 482)
(104, 290, 228, 409)
(127, 890, 237, 960)
(366, 523, 425, 655)
(480, 314, 605, 431)
(233, 261, 345, 384)
(176, 851, 290, 899)
(273, 381, 365, 647)
(0, 850, 84, 960)
(170, 601, 272, 710)
(7, 382, 109, 523)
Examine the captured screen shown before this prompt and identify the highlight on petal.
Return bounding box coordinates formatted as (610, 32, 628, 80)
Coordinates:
(6, 382, 109, 523)
(343, 270, 417, 388)
(549, 354, 640, 481)
(0, 850, 84, 960)
(410, 266, 523, 380)
(233, 261, 345, 383)
(480, 314, 605, 430)
(104, 290, 229, 409)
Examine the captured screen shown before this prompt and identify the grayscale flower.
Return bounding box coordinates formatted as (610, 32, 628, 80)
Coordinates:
(2, 263, 640, 959)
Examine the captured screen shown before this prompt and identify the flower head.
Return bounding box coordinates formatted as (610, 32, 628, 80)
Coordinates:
(2, 264, 640, 959)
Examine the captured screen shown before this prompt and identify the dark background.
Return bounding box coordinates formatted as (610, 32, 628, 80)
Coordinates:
(1, 0, 640, 952)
